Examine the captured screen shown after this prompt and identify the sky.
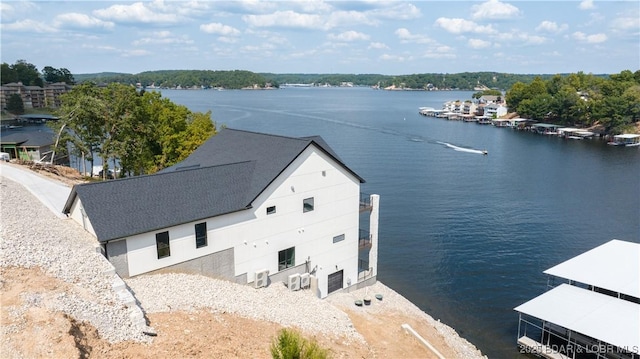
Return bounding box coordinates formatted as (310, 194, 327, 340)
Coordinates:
(1, 0, 639, 76)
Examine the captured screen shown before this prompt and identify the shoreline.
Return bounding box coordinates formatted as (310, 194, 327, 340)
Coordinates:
(0, 166, 486, 358)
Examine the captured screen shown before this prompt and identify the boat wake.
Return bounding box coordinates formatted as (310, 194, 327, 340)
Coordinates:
(437, 141, 487, 155)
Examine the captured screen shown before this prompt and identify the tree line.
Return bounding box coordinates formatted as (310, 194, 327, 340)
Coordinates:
(505, 70, 640, 134)
(76, 70, 567, 90)
(50, 83, 216, 178)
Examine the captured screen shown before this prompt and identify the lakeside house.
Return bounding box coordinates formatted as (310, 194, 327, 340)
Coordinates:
(0, 130, 55, 162)
(63, 129, 380, 298)
(514, 239, 639, 359)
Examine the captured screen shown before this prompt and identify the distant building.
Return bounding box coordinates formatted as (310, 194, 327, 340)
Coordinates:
(0, 82, 72, 110)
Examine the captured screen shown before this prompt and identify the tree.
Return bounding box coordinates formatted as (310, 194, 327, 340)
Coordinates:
(11, 60, 43, 86)
(6, 94, 24, 115)
(42, 66, 75, 84)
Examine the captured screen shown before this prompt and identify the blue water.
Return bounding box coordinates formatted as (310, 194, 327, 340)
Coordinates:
(160, 87, 640, 358)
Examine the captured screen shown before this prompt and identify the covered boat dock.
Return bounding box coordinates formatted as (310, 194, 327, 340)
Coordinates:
(514, 239, 640, 359)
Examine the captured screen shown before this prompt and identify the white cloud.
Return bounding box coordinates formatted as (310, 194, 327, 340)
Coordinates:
(572, 31, 607, 43)
(368, 42, 389, 50)
(468, 38, 492, 49)
(200, 22, 241, 36)
(53, 13, 115, 30)
(325, 10, 378, 28)
(132, 31, 193, 45)
(328, 31, 370, 42)
(370, 3, 421, 20)
(1, 1, 39, 22)
(395, 28, 434, 44)
(379, 53, 410, 62)
(610, 16, 640, 32)
(434, 18, 496, 34)
(93, 2, 181, 25)
(471, 0, 521, 20)
(535, 20, 568, 33)
(1, 19, 57, 33)
(579, 0, 595, 10)
(122, 49, 152, 57)
(242, 10, 325, 29)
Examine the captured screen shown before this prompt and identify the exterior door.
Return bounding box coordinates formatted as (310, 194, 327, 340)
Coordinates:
(327, 270, 343, 294)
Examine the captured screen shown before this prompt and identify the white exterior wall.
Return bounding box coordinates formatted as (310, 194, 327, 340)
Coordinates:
(68, 198, 96, 236)
(123, 145, 361, 298)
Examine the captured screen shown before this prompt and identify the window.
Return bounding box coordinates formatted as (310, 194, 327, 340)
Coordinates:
(333, 234, 345, 243)
(195, 222, 207, 248)
(303, 197, 314, 212)
(278, 247, 295, 271)
(266, 206, 276, 215)
(156, 231, 170, 259)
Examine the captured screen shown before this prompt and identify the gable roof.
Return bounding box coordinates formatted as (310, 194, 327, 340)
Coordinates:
(160, 128, 364, 205)
(64, 128, 364, 242)
(0, 131, 54, 147)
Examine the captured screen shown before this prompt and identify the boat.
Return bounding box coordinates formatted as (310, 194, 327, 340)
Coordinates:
(607, 134, 640, 147)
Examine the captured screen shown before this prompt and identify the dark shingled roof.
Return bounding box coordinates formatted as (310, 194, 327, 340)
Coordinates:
(64, 128, 364, 242)
(0, 131, 54, 147)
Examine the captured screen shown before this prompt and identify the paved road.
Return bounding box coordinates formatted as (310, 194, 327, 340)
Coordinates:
(0, 163, 72, 218)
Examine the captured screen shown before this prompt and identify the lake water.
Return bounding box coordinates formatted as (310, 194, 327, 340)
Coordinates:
(160, 87, 639, 358)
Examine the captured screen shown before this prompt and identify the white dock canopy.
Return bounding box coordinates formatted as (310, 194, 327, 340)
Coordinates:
(544, 239, 640, 298)
(514, 283, 640, 350)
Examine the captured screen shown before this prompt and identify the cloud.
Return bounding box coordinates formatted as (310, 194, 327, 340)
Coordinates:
(535, 20, 568, 33)
(328, 30, 370, 42)
(370, 3, 421, 20)
(368, 42, 389, 50)
(610, 16, 640, 32)
(379, 53, 411, 62)
(1, 19, 57, 33)
(471, 0, 521, 20)
(579, 0, 595, 10)
(468, 38, 492, 49)
(1, 1, 39, 22)
(200, 22, 241, 36)
(53, 13, 115, 30)
(395, 28, 434, 44)
(572, 31, 607, 43)
(434, 18, 496, 34)
(242, 10, 325, 29)
(132, 31, 193, 45)
(93, 2, 181, 25)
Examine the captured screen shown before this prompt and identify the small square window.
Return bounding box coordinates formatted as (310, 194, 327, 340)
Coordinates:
(303, 197, 314, 213)
(333, 234, 345, 243)
(195, 222, 207, 248)
(266, 206, 276, 215)
(156, 231, 170, 259)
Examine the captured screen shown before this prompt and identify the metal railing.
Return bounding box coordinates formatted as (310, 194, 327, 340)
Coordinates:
(359, 192, 372, 212)
(359, 229, 371, 249)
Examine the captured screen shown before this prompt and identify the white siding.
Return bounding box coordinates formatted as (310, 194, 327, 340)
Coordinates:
(124, 145, 361, 298)
(68, 198, 96, 236)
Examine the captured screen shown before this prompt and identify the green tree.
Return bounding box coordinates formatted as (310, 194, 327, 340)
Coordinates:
(11, 60, 43, 86)
(6, 94, 24, 114)
(42, 66, 75, 84)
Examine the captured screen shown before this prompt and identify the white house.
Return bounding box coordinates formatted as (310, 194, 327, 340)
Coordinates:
(63, 129, 379, 298)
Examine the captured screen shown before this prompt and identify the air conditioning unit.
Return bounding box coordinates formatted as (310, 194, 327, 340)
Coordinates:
(288, 273, 301, 291)
(300, 273, 310, 289)
(254, 269, 269, 288)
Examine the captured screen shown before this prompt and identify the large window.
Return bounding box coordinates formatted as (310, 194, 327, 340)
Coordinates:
(278, 247, 295, 271)
(195, 222, 207, 248)
(303, 197, 314, 213)
(156, 231, 170, 259)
